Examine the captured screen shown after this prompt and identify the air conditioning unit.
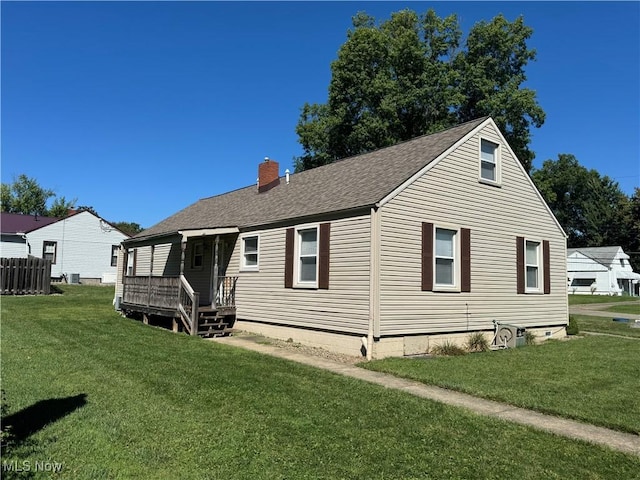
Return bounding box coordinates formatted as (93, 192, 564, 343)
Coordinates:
(69, 273, 81, 284)
(493, 322, 526, 348)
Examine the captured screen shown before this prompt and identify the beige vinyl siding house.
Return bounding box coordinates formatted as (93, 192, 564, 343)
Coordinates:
(116, 117, 568, 358)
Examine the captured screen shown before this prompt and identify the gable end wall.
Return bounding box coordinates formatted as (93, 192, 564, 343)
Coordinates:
(378, 123, 567, 336)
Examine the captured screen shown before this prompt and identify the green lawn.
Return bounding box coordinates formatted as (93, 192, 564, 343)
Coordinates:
(604, 304, 640, 315)
(573, 314, 640, 338)
(2, 286, 639, 479)
(568, 294, 637, 305)
(364, 337, 640, 435)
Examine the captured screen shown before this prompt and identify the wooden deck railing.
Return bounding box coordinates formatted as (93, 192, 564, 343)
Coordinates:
(178, 275, 199, 336)
(122, 274, 238, 335)
(216, 276, 238, 308)
(122, 276, 180, 309)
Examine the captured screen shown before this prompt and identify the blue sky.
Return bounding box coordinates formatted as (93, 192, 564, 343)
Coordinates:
(2, 1, 639, 228)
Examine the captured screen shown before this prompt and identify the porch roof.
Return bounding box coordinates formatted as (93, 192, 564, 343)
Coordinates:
(134, 117, 489, 242)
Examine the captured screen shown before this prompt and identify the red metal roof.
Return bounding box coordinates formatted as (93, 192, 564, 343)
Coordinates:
(0, 212, 60, 234)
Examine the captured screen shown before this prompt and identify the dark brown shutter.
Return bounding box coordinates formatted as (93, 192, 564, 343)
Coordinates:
(461, 228, 471, 292)
(318, 223, 330, 289)
(284, 228, 294, 288)
(543, 240, 551, 294)
(516, 236, 525, 294)
(422, 223, 434, 291)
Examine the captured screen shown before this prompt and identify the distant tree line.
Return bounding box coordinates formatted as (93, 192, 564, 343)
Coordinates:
(532, 155, 639, 271)
(1, 174, 144, 237)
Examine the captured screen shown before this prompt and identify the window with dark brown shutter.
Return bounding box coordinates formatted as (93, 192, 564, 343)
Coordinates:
(422, 223, 434, 291)
(516, 236, 525, 294)
(461, 228, 471, 292)
(284, 228, 294, 288)
(318, 223, 330, 289)
(543, 240, 551, 294)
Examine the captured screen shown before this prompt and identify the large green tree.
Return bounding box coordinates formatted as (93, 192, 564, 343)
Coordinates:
(1, 174, 56, 216)
(532, 154, 631, 251)
(295, 9, 544, 172)
(454, 14, 545, 171)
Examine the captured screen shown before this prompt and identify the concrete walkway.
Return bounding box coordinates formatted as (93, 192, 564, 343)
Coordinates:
(213, 336, 640, 457)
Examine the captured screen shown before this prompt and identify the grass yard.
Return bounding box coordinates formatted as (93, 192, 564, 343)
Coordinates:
(568, 294, 637, 305)
(604, 303, 640, 315)
(573, 314, 640, 338)
(364, 337, 640, 435)
(2, 286, 639, 479)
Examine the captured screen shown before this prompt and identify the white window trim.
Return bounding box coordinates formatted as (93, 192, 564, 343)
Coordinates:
(293, 224, 319, 289)
(433, 224, 461, 293)
(240, 234, 260, 272)
(524, 238, 542, 293)
(478, 137, 501, 186)
(43, 240, 57, 264)
(111, 245, 119, 267)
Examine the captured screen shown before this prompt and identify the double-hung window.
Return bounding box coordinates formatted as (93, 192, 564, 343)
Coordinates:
(241, 235, 259, 271)
(480, 138, 499, 184)
(297, 227, 318, 285)
(43, 241, 57, 264)
(284, 223, 330, 290)
(111, 245, 119, 267)
(516, 237, 550, 294)
(422, 223, 471, 293)
(435, 228, 457, 287)
(525, 240, 541, 291)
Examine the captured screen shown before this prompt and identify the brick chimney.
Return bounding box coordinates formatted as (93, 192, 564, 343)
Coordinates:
(258, 157, 280, 193)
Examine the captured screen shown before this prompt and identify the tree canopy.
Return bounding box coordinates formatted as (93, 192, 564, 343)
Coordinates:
(295, 9, 544, 172)
(532, 154, 638, 270)
(1, 174, 59, 216)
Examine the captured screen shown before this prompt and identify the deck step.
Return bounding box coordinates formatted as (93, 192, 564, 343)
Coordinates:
(200, 321, 227, 328)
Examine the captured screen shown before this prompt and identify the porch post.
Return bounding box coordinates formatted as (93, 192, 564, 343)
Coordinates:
(212, 235, 219, 308)
(122, 247, 129, 301)
(147, 245, 155, 308)
(180, 240, 187, 276)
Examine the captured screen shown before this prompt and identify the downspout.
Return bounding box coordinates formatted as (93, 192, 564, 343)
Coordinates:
(368, 205, 381, 360)
(21, 234, 29, 256)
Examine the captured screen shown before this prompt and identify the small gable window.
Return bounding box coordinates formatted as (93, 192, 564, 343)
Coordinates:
(241, 235, 259, 271)
(480, 138, 500, 184)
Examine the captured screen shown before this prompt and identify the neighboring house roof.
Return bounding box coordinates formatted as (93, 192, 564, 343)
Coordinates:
(567, 246, 627, 267)
(1, 211, 131, 238)
(136, 117, 490, 241)
(0, 212, 60, 234)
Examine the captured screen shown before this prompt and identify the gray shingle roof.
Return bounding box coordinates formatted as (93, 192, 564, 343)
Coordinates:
(136, 117, 489, 240)
(567, 246, 625, 267)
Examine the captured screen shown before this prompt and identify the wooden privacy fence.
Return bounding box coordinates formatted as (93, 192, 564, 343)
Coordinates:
(1, 257, 52, 295)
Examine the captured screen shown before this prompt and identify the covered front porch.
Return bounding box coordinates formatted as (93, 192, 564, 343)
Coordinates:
(118, 228, 239, 336)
